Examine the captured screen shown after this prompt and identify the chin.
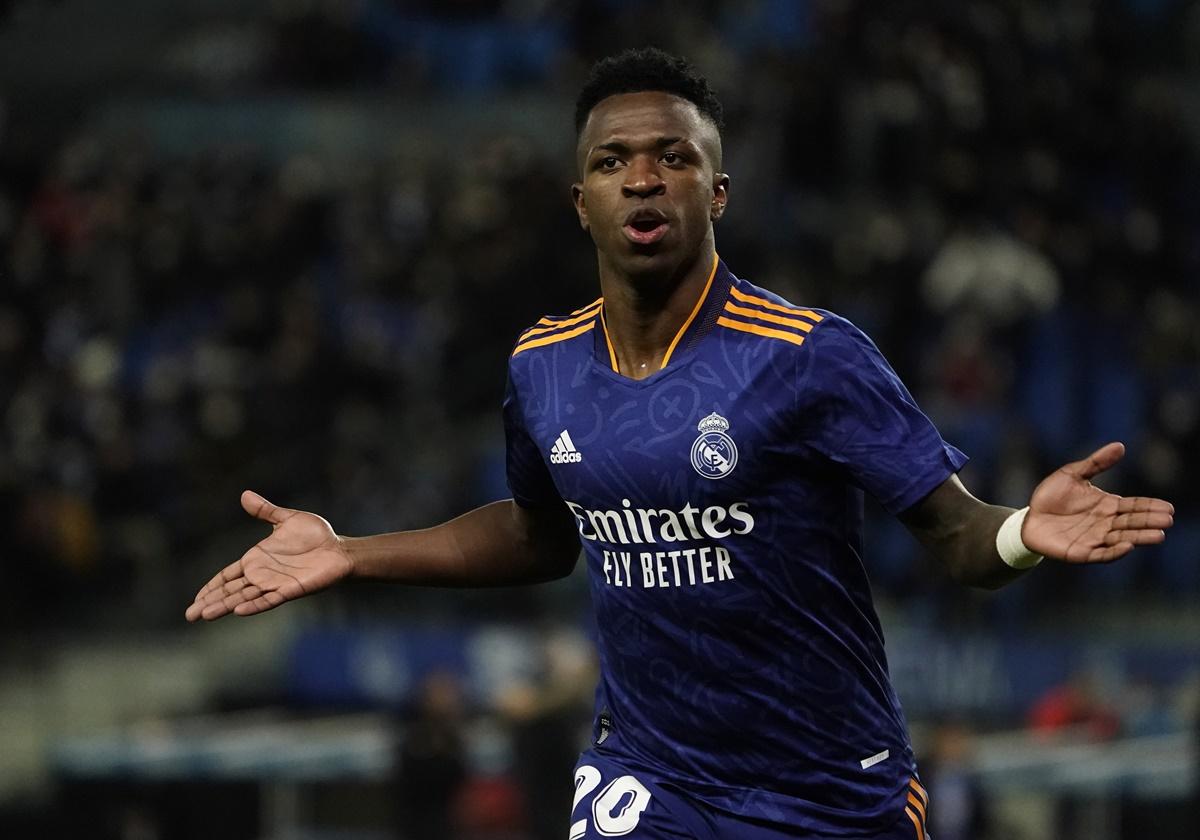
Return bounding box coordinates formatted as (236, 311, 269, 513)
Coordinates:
(614, 242, 681, 273)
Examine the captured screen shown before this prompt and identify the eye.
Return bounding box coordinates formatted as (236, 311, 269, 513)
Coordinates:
(598, 156, 621, 170)
(662, 152, 684, 165)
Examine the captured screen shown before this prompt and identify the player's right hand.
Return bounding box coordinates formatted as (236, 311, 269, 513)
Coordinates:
(185, 491, 353, 622)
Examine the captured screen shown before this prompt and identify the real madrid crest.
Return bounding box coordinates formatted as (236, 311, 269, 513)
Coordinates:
(691, 412, 738, 479)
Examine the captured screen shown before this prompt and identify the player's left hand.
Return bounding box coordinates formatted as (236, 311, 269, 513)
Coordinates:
(1023, 442, 1174, 564)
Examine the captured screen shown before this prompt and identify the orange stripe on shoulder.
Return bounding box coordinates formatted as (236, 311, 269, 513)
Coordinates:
(904, 806, 924, 840)
(571, 297, 604, 317)
(906, 792, 926, 823)
(529, 298, 602, 330)
(512, 320, 596, 356)
(723, 301, 815, 332)
(909, 777, 929, 807)
(716, 315, 806, 347)
(522, 304, 602, 340)
(729, 286, 824, 323)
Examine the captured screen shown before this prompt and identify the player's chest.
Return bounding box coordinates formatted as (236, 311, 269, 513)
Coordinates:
(520, 356, 797, 508)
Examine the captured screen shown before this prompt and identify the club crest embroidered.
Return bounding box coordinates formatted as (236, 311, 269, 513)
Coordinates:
(691, 412, 738, 479)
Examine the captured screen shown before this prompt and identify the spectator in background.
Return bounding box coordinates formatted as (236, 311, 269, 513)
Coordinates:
(921, 722, 990, 840)
(496, 628, 595, 840)
(921, 224, 1060, 327)
(1028, 667, 1122, 741)
(394, 671, 467, 840)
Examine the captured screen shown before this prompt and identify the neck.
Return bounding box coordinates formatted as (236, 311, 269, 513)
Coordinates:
(598, 242, 717, 380)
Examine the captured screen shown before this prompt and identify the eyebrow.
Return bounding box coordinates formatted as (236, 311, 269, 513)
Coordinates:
(589, 136, 691, 157)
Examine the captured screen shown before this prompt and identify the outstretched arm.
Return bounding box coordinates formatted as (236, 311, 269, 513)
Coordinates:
(899, 442, 1174, 589)
(186, 491, 581, 621)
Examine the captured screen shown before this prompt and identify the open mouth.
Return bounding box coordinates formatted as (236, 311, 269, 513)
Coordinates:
(623, 210, 670, 245)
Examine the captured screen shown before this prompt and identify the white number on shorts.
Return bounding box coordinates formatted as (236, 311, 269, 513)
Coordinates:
(592, 774, 652, 836)
(569, 765, 652, 839)
(570, 766, 603, 840)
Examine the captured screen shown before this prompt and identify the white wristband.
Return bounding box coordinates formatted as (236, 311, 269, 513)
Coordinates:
(996, 507, 1043, 570)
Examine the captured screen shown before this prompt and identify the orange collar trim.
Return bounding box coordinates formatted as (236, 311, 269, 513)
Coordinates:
(600, 251, 720, 375)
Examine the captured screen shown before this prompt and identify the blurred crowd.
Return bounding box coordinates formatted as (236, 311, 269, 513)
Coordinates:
(2, 0, 1199, 637)
(392, 629, 596, 840)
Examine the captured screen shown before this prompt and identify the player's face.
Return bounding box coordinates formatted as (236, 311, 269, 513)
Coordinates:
(573, 92, 728, 278)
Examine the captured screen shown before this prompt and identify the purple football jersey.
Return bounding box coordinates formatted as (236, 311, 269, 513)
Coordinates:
(503, 257, 965, 836)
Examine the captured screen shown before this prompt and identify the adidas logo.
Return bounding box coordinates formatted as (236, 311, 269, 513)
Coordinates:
(550, 430, 582, 464)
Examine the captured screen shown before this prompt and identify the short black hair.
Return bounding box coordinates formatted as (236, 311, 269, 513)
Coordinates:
(574, 47, 725, 137)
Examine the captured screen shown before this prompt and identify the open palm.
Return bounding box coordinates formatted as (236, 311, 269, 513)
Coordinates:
(1023, 442, 1174, 564)
(185, 491, 352, 621)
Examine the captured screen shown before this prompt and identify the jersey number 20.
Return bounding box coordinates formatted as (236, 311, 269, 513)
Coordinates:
(569, 765, 653, 839)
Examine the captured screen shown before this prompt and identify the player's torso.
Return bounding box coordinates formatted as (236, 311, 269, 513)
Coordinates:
(506, 260, 917, 833)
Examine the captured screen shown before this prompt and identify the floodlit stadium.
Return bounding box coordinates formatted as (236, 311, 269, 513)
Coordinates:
(0, 2, 1197, 839)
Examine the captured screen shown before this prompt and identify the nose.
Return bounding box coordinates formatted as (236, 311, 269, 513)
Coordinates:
(622, 156, 666, 199)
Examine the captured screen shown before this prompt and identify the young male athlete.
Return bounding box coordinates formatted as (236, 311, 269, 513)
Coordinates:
(187, 49, 1175, 839)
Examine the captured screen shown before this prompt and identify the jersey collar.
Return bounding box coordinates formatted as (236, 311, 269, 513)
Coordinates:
(594, 253, 733, 376)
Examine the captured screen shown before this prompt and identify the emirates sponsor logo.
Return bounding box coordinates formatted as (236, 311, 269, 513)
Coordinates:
(563, 499, 755, 544)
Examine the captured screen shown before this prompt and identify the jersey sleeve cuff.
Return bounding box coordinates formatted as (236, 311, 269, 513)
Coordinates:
(881, 445, 970, 515)
(510, 490, 563, 510)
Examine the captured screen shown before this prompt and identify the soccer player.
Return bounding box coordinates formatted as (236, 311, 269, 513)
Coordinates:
(187, 49, 1175, 840)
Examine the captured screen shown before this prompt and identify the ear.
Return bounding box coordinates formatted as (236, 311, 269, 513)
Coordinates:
(710, 173, 730, 222)
(571, 182, 589, 231)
